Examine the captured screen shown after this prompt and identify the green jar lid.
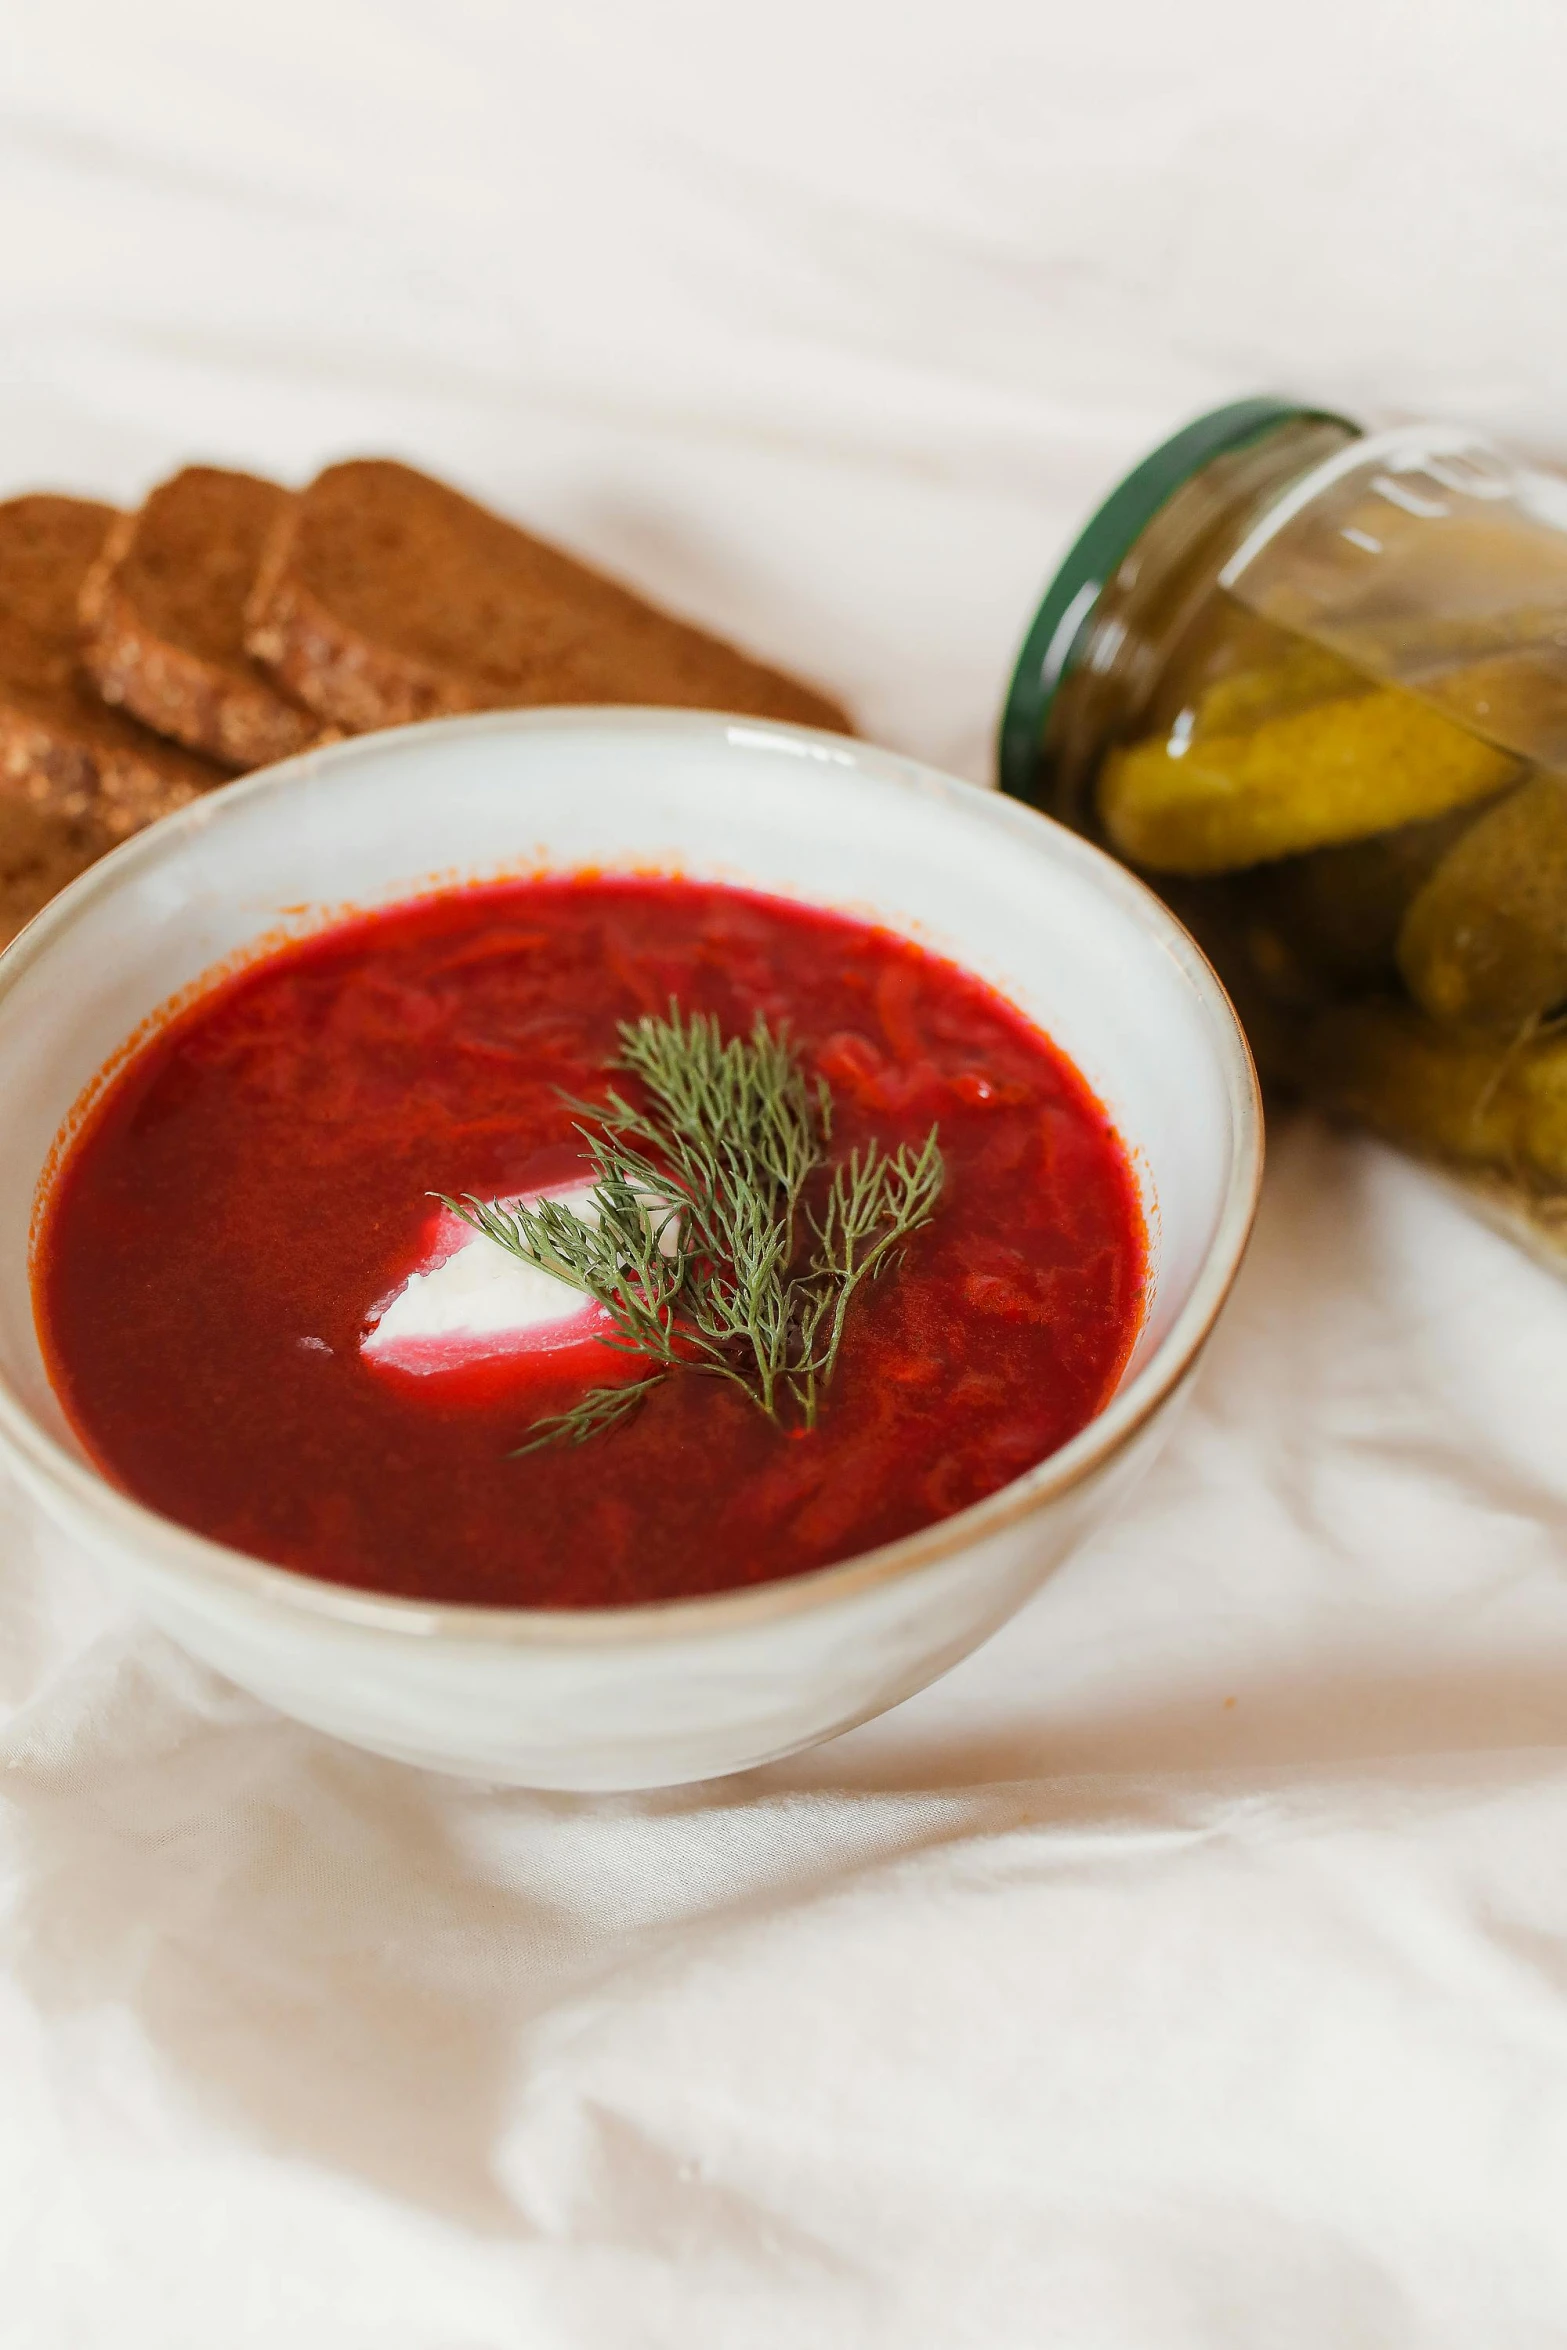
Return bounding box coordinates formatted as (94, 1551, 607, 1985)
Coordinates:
(996, 396, 1358, 807)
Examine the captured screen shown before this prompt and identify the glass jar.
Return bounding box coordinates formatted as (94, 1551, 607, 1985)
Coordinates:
(999, 398, 1567, 1268)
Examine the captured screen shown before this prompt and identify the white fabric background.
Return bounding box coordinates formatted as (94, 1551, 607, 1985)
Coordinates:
(6, 4, 1567, 2342)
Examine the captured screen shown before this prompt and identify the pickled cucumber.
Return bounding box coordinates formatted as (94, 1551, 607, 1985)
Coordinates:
(1409, 642, 1567, 772)
(1297, 999, 1567, 1185)
(1251, 806, 1486, 994)
(1099, 687, 1520, 876)
(1192, 641, 1370, 738)
(1397, 771, 1567, 1031)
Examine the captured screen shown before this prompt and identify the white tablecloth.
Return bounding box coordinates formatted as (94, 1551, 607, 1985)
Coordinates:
(6, 5, 1567, 2341)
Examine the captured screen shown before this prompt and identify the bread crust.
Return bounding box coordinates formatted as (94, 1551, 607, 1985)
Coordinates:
(245, 460, 852, 736)
(79, 468, 324, 768)
(0, 493, 225, 843)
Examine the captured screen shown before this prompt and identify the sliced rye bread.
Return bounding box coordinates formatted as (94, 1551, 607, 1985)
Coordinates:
(0, 495, 226, 840)
(0, 793, 113, 949)
(80, 466, 326, 769)
(245, 459, 852, 736)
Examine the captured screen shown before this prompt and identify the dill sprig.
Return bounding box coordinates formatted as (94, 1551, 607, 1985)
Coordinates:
(438, 1005, 945, 1450)
(506, 1373, 665, 1458)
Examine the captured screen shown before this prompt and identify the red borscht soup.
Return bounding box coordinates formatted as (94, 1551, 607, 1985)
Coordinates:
(34, 877, 1145, 1607)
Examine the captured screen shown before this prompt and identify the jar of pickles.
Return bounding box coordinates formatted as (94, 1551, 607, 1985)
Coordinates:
(1000, 397, 1567, 1265)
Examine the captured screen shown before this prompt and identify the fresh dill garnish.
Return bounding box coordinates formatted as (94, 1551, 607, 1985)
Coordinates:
(437, 1005, 945, 1451)
(506, 1373, 666, 1457)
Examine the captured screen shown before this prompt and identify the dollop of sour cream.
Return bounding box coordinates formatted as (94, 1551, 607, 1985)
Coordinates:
(362, 1184, 614, 1375)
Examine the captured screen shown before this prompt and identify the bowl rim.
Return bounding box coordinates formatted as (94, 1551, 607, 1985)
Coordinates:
(0, 706, 1263, 1645)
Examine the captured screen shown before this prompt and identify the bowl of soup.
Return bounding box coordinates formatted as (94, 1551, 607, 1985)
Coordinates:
(0, 710, 1260, 1788)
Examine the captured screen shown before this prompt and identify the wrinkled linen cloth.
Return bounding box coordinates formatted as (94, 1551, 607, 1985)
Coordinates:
(7, 3, 1567, 2343)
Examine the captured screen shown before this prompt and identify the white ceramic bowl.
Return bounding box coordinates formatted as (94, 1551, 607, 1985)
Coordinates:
(0, 711, 1260, 1790)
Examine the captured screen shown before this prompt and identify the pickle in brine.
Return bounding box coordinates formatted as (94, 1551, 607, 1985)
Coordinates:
(1191, 640, 1370, 738)
(1397, 770, 1567, 1031)
(1297, 998, 1567, 1187)
(1099, 687, 1520, 876)
(1250, 806, 1485, 994)
(1299, 1001, 1515, 1165)
(1511, 1028, 1567, 1180)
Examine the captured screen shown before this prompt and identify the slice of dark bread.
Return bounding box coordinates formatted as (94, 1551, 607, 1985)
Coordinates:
(0, 793, 112, 948)
(245, 459, 852, 735)
(80, 467, 325, 769)
(0, 495, 226, 840)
